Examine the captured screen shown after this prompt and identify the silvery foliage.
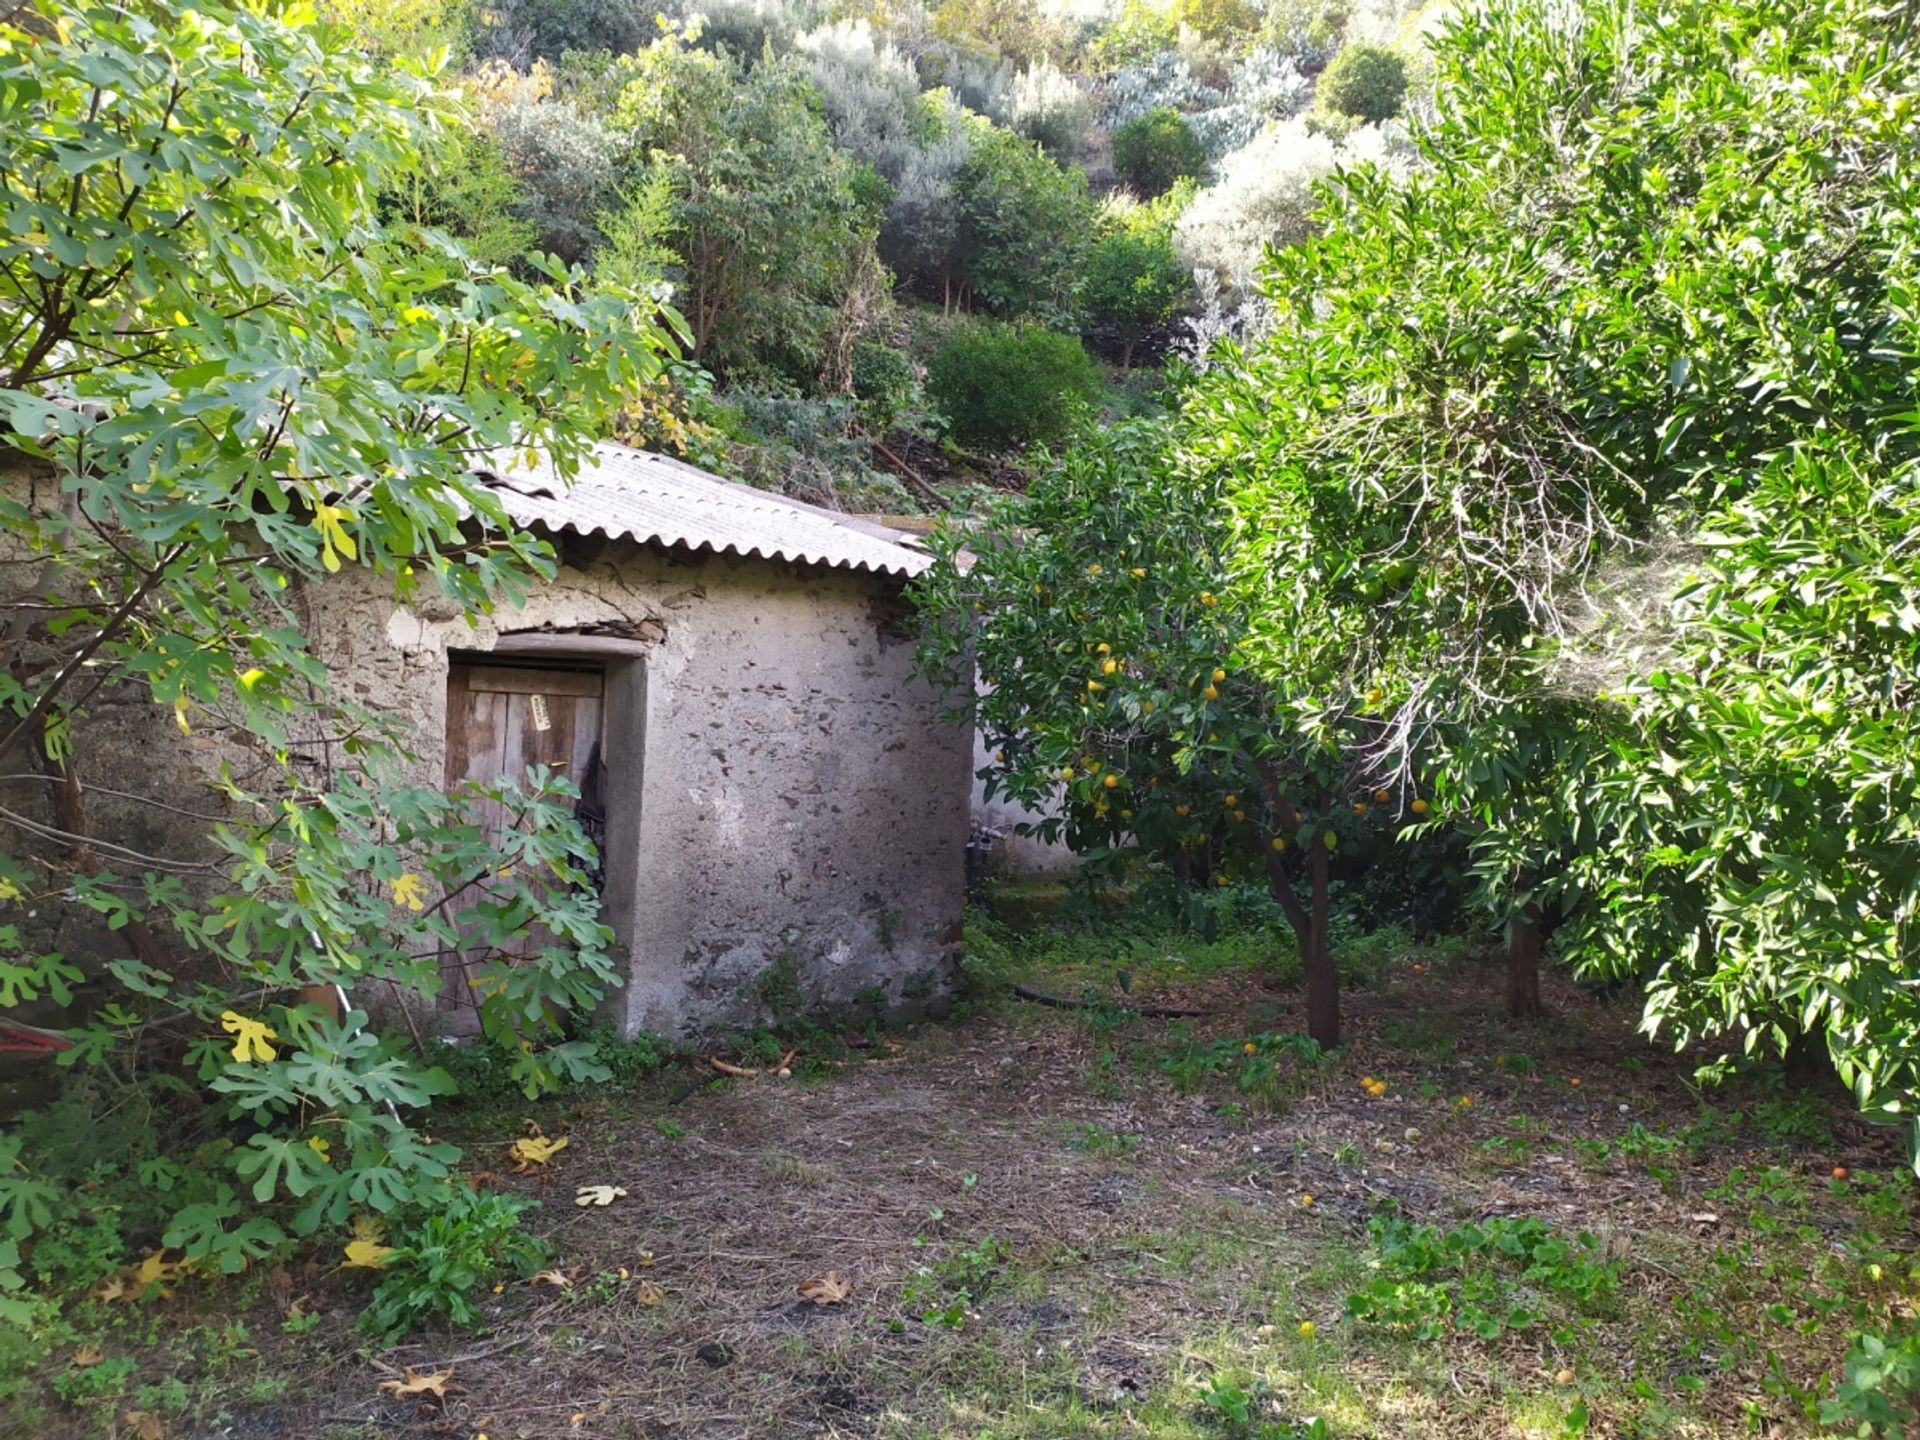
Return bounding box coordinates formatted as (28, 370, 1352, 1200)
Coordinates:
(1098, 49, 1221, 132)
(1098, 46, 1311, 160)
(942, 48, 1014, 121)
(879, 89, 975, 281)
(1174, 116, 1415, 299)
(663, 0, 814, 57)
(487, 98, 621, 261)
(1171, 270, 1275, 369)
(1006, 56, 1095, 158)
(796, 19, 923, 181)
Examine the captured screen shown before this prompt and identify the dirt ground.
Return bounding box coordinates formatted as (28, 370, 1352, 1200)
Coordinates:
(29, 944, 1919, 1440)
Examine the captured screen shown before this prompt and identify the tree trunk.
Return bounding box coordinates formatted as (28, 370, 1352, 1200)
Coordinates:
(1120, 334, 1135, 370)
(1506, 909, 1544, 1018)
(1304, 838, 1340, 1049)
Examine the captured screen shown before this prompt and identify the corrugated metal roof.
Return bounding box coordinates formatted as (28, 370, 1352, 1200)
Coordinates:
(474, 443, 932, 580)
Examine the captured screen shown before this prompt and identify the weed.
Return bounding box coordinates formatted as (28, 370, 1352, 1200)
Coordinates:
(53, 1353, 135, 1409)
(655, 1118, 686, 1140)
(1346, 1214, 1620, 1339)
(1820, 1325, 1920, 1436)
(358, 1185, 550, 1338)
(1069, 1122, 1142, 1156)
(901, 1235, 1011, 1331)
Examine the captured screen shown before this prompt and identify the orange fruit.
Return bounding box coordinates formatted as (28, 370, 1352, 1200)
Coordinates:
(1373, 788, 1389, 804)
(1832, 1165, 1849, 1181)
(1410, 798, 1429, 815)
(1102, 773, 1119, 789)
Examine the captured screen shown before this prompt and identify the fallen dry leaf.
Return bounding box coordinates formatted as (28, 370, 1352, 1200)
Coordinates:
(633, 1280, 665, 1306)
(343, 1239, 395, 1269)
(635, 1249, 656, 1268)
(350, 1215, 388, 1245)
(798, 1270, 852, 1306)
(509, 1133, 570, 1171)
(574, 1184, 627, 1207)
(71, 1344, 104, 1367)
(377, 1365, 457, 1400)
(531, 1269, 573, 1289)
(123, 1411, 166, 1440)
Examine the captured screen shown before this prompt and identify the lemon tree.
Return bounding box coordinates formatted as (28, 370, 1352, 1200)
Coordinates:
(917, 420, 1404, 1048)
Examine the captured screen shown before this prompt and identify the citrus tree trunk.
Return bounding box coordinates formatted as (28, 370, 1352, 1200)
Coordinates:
(1304, 838, 1340, 1048)
(1263, 838, 1341, 1050)
(1506, 908, 1544, 1019)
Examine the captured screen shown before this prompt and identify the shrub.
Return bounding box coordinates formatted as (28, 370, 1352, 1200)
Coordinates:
(925, 323, 1102, 451)
(953, 118, 1096, 323)
(1315, 41, 1407, 123)
(473, 0, 650, 64)
(1006, 57, 1093, 159)
(486, 98, 622, 262)
(851, 340, 918, 431)
(1112, 106, 1208, 197)
(1083, 193, 1194, 367)
(1174, 116, 1412, 297)
(797, 19, 923, 182)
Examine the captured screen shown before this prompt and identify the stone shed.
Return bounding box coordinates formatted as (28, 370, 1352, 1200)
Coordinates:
(305, 444, 972, 1037)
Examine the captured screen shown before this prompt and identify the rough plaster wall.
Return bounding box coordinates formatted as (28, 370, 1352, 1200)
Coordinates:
(308, 541, 970, 1039)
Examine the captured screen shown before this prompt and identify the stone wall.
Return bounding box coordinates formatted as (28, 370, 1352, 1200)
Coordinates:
(307, 532, 971, 1038)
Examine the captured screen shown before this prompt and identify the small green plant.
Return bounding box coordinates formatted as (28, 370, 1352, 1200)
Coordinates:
(281, 1309, 321, 1335)
(53, 1353, 136, 1409)
(1345, 1214, 1620, 1339)
(358, 1185, 549, 1338)
(655, 1118, 686, 1140)
(1819, 1326, 1920, 1436)
(901, 1234, 1011, 1331)
(1069, 1122, 1141, 1155)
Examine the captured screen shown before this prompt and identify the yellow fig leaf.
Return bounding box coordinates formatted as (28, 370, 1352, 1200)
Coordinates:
(173, 697, 192, 736)
(388, 872, 428, 912)
(508, 1134, 569, 1170)
(311, 503, 358, 573)
(530, 1268, 573, 1288)
(219, 1010, 277, 1063)
(350, 1215, 387, 1245)
(573, 1184, 626, 1207)
(343, 1239, 395, 1269)
(0, 877, 20, 902)
(307, 1136, 332, 1163)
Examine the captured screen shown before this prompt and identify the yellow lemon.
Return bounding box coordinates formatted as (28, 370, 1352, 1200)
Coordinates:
(1203, 685, 1219, 700)
(1102, 773, 1119, 789)
(1211, 667, 1226, 682)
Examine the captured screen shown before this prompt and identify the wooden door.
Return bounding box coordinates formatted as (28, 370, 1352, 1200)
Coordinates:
(442, 662, 605, 1024)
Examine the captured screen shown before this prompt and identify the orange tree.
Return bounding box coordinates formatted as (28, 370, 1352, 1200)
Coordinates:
(914, 419, 1413, 1048)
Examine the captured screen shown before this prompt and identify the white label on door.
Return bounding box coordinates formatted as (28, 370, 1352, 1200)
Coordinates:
(529, 693, 552, 732)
